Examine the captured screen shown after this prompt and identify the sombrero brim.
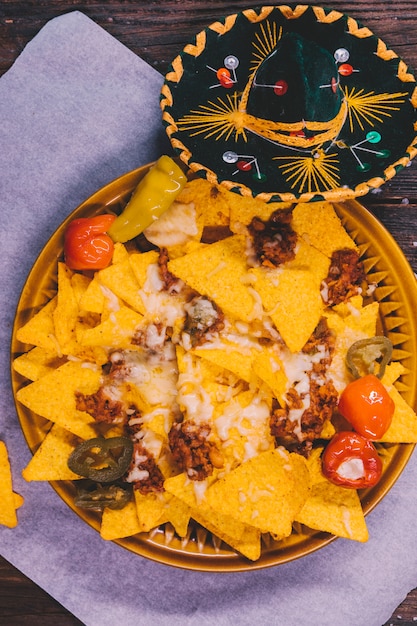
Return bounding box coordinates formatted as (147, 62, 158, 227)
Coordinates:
(161, 4, 417, 203)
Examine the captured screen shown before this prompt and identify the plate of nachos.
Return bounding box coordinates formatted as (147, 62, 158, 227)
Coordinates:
(10, 159, 417, 571)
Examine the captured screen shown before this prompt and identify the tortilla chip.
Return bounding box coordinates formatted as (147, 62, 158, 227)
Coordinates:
(164, 471, 261, 559)
(134, 490, 169, 532)
(15, 297, 58, 352)
(53, 262, 78, 352)
(252, 346, 288, 404)
(163, 493, 191, 538)
(79, 306, 143, 349)
(191, 508, 261, 561)
(206, 448, 310, 537)
(177, 178, 231, 226)
(0, 442, 21, 528)
(296, 480, 369, 542)
(226, 188, 291, 230)
(12, 346, 62, 381)
(22, 424, 82, 481)
(292, 202, 357, 257)
(194, 342, 260, 384)
(97, 257, 145, 315)
(13, 493, 24, 509)
(168, 235, 256, 322)
(286, 239, 331, 288)
(378, 365, 417, 442)
(101, 499, 141, 540)
(78, 275, 107, 314)
(250, 267, 323, 353)
(16, 361, 100, 439)
(128, 250, 160, 290)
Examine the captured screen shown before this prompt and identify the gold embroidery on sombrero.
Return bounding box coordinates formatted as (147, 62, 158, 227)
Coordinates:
(311, 7, 344, 24)
(178, 93, 248, 141)
(375, 40, 398, 62)
(208, 14, 238, 36)
(273, 150, 340, 193)
(346, 17, 373, 39)
(397, 60, 416, 83)
(278, 5, 309, 20)
(343, 87, 409, 133)
(165, 56, 184, 84)
(184, 31, 207, 57)
(177, 97, 348, 149)
(242, 7, 275, 24)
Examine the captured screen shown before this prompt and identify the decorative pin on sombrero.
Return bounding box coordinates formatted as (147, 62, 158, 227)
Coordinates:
(161, 5, 417, 203)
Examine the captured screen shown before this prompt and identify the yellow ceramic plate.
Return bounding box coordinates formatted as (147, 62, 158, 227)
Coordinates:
(11, 164, 417, 571)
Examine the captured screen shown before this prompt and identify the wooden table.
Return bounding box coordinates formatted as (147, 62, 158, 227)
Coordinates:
(1, 1, 417, 623)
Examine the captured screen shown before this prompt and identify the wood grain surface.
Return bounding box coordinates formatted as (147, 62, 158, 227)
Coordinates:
(1, 1, 417, 624)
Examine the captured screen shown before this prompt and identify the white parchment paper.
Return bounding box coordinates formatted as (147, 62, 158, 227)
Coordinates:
(1, 11, 417, 626)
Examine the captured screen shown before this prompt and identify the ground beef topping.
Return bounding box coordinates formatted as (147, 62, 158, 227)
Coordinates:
(125, 442, 165, 494)
(158, 246, 181, 292)
(168, 420, 223, 480)
(183, 296, 225, 347)
(322, 248, 366, 306)
(75, 387, 124, 424)
(248, 208, 297, 267)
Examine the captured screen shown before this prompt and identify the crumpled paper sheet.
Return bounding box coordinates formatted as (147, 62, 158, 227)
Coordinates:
(1, 11, 417, 626)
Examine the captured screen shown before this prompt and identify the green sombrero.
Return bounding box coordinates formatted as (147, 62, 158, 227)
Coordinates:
(161, 4, 417, 203)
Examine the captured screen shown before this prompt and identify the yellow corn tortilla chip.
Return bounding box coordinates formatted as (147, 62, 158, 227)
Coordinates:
(252, 346, 288, 404)
(53, 262, 78, 352)
(292, 202, 357, 257)
(168, 235, 256, 322)
(163, 493, 191, 538)
(78, 275, 106, 314)
(226, 188, 291, 230)
(134, 490, 169, 532)
(128, 250, 160, 289)
(0, 441, 21, 528)
(71, 272, 92, 305)
(326, 301, 380, 392)
(286, 239, 331, 288)
(112, 242, 130, 264)
(250, 267, 323, 353)
(213, 389, 274, 467)
(206, 448, 310, 536)
(164, 471, 261, 559)
(13, 493, 24, 509)
(16, 361, 100, 439)
(295, 481, 369, 542)
(13, 346, 62, 381)
(194, 342, 260, 384)
(191, 508, 261, 561)
(295, 447, 368, 541)
(378, 364, 417, 442)
(15, 296, 58, 352)
(101, 499, 141, 540)
(97, 257, 145, 315)
(79, 305, 143, 349)
(177, 178, 231, 226)
(22, 424, 82, 481)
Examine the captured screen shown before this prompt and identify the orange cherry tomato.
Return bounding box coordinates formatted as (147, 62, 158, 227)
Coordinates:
(322, 431, 382, 489)
(64, 214, 116, 270)
(338, 374, 394, 440)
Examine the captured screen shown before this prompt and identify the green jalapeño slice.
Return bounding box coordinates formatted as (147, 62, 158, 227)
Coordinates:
(68, 436, 133, 482)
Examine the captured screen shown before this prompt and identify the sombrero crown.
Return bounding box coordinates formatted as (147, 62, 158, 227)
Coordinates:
(161, 5, 417, 203)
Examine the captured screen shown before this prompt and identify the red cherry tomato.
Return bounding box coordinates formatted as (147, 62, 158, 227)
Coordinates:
(64, 214, 116, 270)
(322, 431, 382, 489)
(338, 374, 394, 440)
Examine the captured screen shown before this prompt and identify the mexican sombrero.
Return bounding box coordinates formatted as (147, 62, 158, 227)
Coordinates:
(161, 4, 417, 203)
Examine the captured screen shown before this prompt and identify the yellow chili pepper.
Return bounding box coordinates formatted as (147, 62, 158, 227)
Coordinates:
(107, 155, 186, 243)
